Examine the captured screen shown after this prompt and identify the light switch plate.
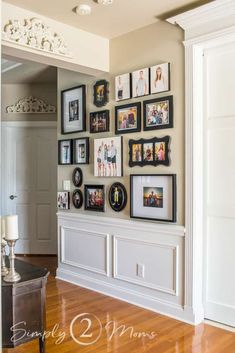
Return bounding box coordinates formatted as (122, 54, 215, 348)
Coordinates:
(63, 180, 71, 191)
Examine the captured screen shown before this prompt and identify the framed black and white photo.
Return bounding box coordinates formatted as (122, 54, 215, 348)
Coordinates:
(57, 191, 70, 210)
(61, 85, 86, 134)
(143, 95, 173, 131)
(130, 174, 176, 222)
(129, 136, 170, 167)
(84, 185, 105, 212)
(115, 102, 141, 135)
(58, 139, 73, 165)
(73, 138, 89, 165)
(132, 67, 149, 98)
(115, 73, 131, 101)
(109, 182, 127, 212)
(130, 174, 176, 223)
(93, 80, 109, 107)
(72, 189, 83, 209)
(72, 167, 83, 187)
(90, 110, 109, 133)
(150, 63, 170, 94)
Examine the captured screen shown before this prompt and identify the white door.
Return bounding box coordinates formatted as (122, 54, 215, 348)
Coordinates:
(1, 123, 57, 254)
(204, 42, 235, 327)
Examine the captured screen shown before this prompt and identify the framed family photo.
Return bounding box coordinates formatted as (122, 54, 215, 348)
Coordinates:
(93, 80, 109, 107)
(129, 136, 170, 167)
(143, 95, 173, 131)
(61, 85, 86, 134)
(132, 68, 149, 98)
(72, 167, 83, 187)
(150, 63, 170, 94)
(94, 136, 123, 177)
(130, 174, 176, 223)
(115, 102, 141, 134)
(84, 185, 105, 212)
(115, 73, 131, 101)
(57, 191, 70, 210)
(90, 110, 109, 133)
(73, 138, 89, 164)
(109, 182, 127, 212)
(72, 189, 83, 209)
(58, 139, 73, 165)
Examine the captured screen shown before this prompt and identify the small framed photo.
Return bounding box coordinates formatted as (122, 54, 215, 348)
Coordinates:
(130, 174, 176, 223)
(58, 139, 73, 165)
(84, 185, 105, 212)
(115, 102, 141, 135)
(90, 110, 109, 133)
(93, 80, 109, 107)
(72, 167, 83, 187)
(109, 182, 127, 212)
(73, 138, 89, 164)
(150, 63, 170, 94)
(57, 191, 70, 210)
(143, 95, 173, 131)
(132, 68, 149, 98)
(61, 85, 86, 134)
(94, 136, 123, 177)
(72, 189, 83, 209)
(115, 73, 131, 101)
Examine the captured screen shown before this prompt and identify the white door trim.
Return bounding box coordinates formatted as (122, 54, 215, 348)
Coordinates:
(2, 121, 57, 128)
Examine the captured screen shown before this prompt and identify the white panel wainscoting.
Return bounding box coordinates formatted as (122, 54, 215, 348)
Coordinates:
(56, 213, 196, 323)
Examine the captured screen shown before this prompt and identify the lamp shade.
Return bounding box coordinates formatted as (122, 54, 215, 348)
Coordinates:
(4, 215, 19, 240)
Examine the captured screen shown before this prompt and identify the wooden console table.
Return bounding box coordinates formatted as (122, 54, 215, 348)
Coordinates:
(2, 258, 49, 353)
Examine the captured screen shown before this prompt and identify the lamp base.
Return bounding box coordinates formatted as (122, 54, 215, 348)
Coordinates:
(4, 270, 21, 282)
(1, 266, 9, 276)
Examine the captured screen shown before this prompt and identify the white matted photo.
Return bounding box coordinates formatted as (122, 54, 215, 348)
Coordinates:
(132, 68, 149, 98)
(115, 73, 131, 101)
(150, 63, 170, 94)
(57, 191, 70, 210)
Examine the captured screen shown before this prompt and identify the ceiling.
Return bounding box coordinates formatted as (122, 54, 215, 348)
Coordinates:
(4, 0, 212, 39)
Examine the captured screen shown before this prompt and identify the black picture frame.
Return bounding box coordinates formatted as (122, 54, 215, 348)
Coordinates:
(130, 174, 177, 223)
(72, 189, 83, 209)
(115, 102, 141, 135)
(129, 136, 170, 167)
(93, 80, 109, 107)
(143, 95, 173, 131)
(84, 185, 105, 212)
(72, 167, 83, 187)
(73, 137, 89, 165)
(109, 182, 127, 212)
(61, 85, 86, 134)
(58, 139, 73, 165)
(90, 110, 110, 133)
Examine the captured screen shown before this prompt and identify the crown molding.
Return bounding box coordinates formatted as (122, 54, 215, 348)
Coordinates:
(6, 96, 57, 114)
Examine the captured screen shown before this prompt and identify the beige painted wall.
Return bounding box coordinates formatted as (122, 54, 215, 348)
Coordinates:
(2, 83, 57, 121)
(58, 21, 185, 225)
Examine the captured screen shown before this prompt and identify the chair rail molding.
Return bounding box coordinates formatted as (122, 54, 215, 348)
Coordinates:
(6, 96, 57, 114)
(167, 0, 235, 325)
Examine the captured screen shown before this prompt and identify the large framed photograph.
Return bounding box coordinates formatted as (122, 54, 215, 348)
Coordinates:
(90, 110, 109, 133)
(129, 136, 170, 167)
(130, 174, 176, 223)
(57, 191, 70, 210)
(143, 95, 173, 131)
(115, 102, 141, 135)
(132, 68, 149, 98)
(58, 139, 73, 165)
(84, 185, 105, 212)
(150, 63, 170, 94)
(94, 136, 123, 177)
(61, 85, 86, 134)
(115, 73, 131, 101)
(93, 80, 109, 107)
(73, 138, 89, 164)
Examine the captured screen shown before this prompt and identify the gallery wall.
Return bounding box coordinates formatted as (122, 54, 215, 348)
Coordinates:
(57, 20, 185, 225)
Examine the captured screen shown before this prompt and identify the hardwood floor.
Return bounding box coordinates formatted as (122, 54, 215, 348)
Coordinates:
(3, 256, 235, 353)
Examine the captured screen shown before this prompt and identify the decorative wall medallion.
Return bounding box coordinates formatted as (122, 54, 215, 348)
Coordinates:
(3, 18, 71, 57)
(6, 96, 57, 114)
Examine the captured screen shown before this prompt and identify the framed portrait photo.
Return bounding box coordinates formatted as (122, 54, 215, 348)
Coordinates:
(57, 191, 70, 210)
(130, 174, 177, 223)
(93, 80, 109, 107)
(84, 185, 105, 212)
(73, 138, 89, 165)
(150, 63, 170, 94)
(61, 85, 86, 134)
(72, 167, 83, 187)
(72, 189, 83, 209)
(143, 95, 173, 131)
(115, 73, 131, 101)
(115, 102, 141, 135)
(94, 136, 123, 177)
(58, 139, 73, 165)
(90, 110, 109, 133)
(132, 68, 149, 98)
(109, 182, 127, 212)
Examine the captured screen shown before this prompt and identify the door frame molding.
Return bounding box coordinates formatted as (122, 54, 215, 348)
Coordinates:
(2, 121, 57, 128)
